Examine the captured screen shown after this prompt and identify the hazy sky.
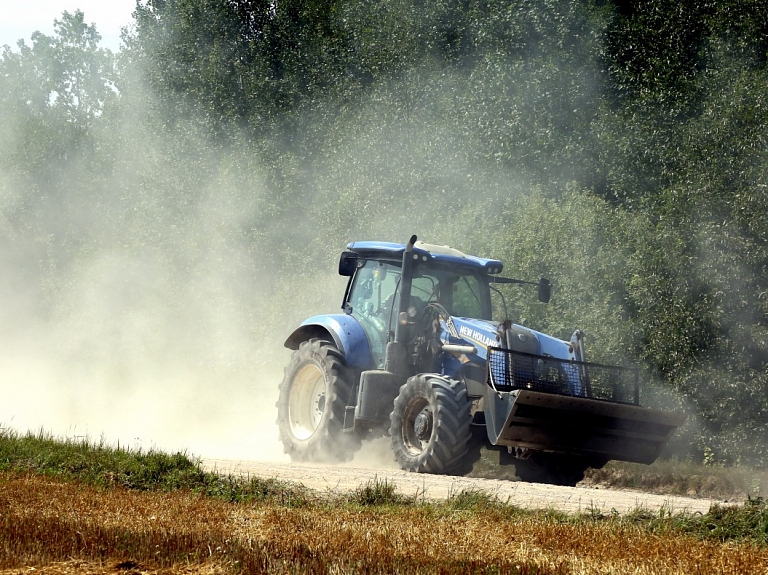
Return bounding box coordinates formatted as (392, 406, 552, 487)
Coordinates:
(0, 0, 136, 52)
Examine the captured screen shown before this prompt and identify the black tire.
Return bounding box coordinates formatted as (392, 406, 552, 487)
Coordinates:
(389, 375, 473, 474)
(510, 453, 595, 487)
(276, 338, 362, 463)
(452, 424, 485, 476)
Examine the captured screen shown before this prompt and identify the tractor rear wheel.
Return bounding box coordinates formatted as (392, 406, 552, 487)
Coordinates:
(276, 338, 362, 463)
(389, 375, 473, 474)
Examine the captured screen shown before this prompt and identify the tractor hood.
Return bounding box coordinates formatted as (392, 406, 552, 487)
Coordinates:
(446, 317, 576, 362)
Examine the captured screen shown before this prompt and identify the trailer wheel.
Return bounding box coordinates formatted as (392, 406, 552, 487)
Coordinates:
(276, 338, 362, 462)
(390, 375, 473, 474)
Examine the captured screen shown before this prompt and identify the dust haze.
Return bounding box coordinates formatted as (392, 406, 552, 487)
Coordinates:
(0, 58, 340, 462)
(0, 133, 300, 460)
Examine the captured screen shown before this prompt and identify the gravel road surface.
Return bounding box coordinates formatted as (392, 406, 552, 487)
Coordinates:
(203, 457, 724, 514)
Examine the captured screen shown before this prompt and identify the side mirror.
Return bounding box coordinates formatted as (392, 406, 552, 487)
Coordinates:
(338, 251, 360, 276)
(537, 278, 551, 303)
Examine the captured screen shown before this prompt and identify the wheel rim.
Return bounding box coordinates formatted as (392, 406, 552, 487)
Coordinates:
(288, 363, 326, 440)
(401, 396, 432, 456)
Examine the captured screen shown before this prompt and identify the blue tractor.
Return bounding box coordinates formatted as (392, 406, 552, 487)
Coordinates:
(277, 236, 685, 485)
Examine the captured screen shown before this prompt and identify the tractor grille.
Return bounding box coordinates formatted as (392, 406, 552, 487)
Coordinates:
(486, 347, 640, 405)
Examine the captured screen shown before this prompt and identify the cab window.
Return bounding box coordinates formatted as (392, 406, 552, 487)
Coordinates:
(450, 274, 486, 318)
(347, 260, 400, 367)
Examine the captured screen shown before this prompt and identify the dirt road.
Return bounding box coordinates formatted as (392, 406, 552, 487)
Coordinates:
(203, 457, 724, 514)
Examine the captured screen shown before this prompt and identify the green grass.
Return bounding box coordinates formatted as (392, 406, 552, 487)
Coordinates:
(348, 477, 414, 506)
(608, 496, 768, 546)
(0, 427, 311, 506)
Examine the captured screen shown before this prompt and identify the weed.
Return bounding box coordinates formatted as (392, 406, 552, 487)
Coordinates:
(348, 477, 411, 506)
(446, 488, 503, 512)
(683, 496, 768, 544)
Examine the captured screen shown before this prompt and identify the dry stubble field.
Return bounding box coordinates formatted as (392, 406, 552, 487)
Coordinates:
(1, 472, 767, 575)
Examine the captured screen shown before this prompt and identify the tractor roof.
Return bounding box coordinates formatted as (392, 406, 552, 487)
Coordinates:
(347, 240, 504, 274)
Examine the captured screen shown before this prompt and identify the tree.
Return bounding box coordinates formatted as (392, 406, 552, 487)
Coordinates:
(3, 10, 114, 124)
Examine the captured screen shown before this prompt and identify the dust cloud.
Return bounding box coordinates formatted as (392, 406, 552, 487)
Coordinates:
(1, 350, 288, 461)
(0, 75, 308, 462)
(0, 197, 295, 460)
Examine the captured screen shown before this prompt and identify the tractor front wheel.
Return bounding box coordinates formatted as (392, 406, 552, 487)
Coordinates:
(389, 375, 473, 474)
(276, 339, 362, 463)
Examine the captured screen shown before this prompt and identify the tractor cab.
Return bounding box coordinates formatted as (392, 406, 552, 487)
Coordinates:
(339, 242, 494, 369)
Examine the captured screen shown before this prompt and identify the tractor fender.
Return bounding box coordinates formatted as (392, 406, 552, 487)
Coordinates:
(284, 314, 374, 370)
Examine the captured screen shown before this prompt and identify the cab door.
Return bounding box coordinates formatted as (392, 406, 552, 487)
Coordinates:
(346, 260, 400, 368)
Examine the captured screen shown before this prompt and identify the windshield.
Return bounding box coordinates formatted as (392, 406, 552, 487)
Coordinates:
(349, 259, 490, 324)
(347, 260, 491, 367)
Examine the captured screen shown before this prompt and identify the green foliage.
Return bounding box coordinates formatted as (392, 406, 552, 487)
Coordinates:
(446, 489, 509, 513)
(0, 427, 196, 488)
(695, 497, 768, 544)
(0, 10, 115, 125)
(605, 0, 710, 100)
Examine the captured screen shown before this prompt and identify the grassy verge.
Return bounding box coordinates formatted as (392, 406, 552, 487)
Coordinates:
(0, 427, 311, 505)
(8, 427, 766, 502)
(1, 428, 767, 574)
